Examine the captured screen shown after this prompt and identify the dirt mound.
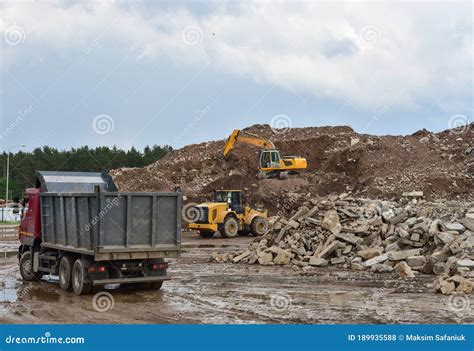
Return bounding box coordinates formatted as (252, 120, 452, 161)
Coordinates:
(111, 123, 473, 214)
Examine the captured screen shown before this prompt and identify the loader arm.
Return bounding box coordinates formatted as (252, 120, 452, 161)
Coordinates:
(223, 129, 276, 157)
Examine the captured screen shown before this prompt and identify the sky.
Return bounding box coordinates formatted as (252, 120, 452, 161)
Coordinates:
(0, 0, 472, 152)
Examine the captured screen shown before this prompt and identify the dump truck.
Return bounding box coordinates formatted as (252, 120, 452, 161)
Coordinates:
(18, 171, 181, 295)
(223, 129, 308, 178)
(188, 190, 268, 238)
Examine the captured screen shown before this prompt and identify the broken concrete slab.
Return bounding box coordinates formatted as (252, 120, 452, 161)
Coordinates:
(317, 240, 343, 259)
(406, 255, 427, 267)
(394, 261, 415, 278)
(334, 232, 361, 245)
(456, 259, 474, 268)
(364, 253, 390, 267)
(309, 257, 328, 267)
(321, 210, 342, 235)
(358, 247, 383, 260)
(387, 249, 422, 261)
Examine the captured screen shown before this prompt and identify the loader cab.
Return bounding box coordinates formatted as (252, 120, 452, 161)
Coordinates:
(214, 190, 243, 214)
(259, 150, 281, 169)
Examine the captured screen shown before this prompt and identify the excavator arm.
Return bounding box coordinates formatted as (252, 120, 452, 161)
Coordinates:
(223, 129, 275, 157)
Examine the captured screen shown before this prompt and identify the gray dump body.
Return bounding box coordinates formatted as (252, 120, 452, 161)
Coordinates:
(37, 171, 181, 261)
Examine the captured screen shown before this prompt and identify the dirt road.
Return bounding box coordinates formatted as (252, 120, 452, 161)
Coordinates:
(1, 233, 472, 324)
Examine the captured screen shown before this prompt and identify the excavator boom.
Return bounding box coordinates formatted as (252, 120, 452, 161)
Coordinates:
(223, 129, 275, 157)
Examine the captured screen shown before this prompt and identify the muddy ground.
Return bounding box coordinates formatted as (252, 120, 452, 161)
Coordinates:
(1, 232, 472, 324)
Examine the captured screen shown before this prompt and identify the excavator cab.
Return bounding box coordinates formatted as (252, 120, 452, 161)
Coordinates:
(259, 150, 281, 169)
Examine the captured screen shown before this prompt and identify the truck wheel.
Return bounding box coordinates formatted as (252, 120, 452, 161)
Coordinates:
(199, 231, 214, 238)
(250, 217, 268, 236)
(59, 256, 74, 291)
(19, 252, 43, 282)
(138, 281, 163, 290)
(72, 259, 92, 295)
(150, 281, 163, 290)
(221, 216, 238, 237)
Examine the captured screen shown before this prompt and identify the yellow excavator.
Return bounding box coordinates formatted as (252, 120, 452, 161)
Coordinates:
(223, 129, 307, 178)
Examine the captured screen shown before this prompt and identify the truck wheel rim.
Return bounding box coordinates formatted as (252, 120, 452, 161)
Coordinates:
(22, 259, 32, 275)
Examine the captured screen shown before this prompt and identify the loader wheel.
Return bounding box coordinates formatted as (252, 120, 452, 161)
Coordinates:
(221, 216, 238, 237)
(59, 256, 74, 291)
(250, 217, 269, 236)
(72, 259, 92, 295)
(199, 231, 214, 238)
(19, 252, 43, 282)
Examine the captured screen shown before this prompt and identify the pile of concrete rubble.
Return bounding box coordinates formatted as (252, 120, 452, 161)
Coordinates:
(212, 194, 474, 295)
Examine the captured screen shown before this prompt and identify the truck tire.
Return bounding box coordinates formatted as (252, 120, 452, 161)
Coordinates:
(250, 217, 268, 236)
(19, 251, 43, 282)
(199, 231, 214, 238)
(150, 281, 163, 290)
(59, 256, 74, 291)
(221, 216, 238, 237)
(72, 259, 92, 295)
(138, 281, 163, 290)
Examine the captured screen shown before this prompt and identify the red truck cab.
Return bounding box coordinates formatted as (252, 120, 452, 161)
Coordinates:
(19, 188, 42, 245)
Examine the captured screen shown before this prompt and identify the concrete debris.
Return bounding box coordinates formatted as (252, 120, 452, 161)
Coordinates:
(435, 275, 474, 295)
(215, 194, 474, 295)
(309, 257, 328, 267)
(394, 261, 415, 278)
(357, 247, 383, 260)
(321, 210, 341, 235)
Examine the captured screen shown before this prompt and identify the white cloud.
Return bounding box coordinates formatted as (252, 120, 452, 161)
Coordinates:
(1, 0, 471, 112)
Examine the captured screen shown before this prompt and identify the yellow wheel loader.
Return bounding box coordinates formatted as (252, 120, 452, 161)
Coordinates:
(223, 129, 307, 178)
(188, 190, 268, 238)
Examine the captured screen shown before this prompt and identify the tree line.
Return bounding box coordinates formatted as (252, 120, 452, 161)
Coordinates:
(0, 145, 171, 200)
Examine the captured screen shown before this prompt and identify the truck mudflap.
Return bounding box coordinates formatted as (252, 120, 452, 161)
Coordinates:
(92, 275, 171, 286)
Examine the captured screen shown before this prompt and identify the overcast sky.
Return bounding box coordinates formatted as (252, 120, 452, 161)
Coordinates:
(0, 0, 472, 151)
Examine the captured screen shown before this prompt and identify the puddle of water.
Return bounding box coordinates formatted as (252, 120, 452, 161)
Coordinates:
(0, 241, 18, 254)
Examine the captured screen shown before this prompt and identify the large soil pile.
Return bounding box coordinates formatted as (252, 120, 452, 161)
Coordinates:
(111, 123, 473, 214)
